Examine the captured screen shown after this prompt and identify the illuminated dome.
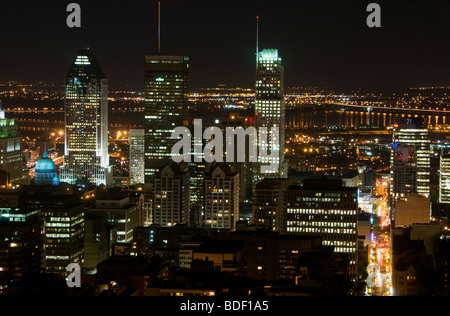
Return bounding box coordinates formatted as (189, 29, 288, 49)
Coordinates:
(35, 148, 60, 186)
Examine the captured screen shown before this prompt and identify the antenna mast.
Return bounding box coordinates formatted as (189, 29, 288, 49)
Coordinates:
(256, 16, 259, 67)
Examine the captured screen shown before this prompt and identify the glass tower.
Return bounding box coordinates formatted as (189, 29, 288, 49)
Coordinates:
(144, 55, 190, 183)
(255, 49, 286, 179)
(60, 49, 112, 187)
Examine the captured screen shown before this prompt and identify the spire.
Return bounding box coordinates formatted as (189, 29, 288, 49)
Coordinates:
(256, 16, 259, 67)
(43, 143, 49, 159)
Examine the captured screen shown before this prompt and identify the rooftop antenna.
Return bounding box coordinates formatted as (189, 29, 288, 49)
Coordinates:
(256, 16, 259, 67)
(158, 1, 161, 54)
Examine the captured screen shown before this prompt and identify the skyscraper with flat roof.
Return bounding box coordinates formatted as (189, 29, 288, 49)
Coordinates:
(286, 177, 359, 280)
(391, 120, 430, 198)
(255, 49, 286, 180)
(60, 48, 112, 187)
(144, 55, 190, 183)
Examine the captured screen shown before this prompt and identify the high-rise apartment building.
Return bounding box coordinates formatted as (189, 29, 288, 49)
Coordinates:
(129, 129, 145, 185)
(392, 121, 430, 197)
(255, 49, 286, 179)
(152, 164, 190, 227)
(286, 177, 359, 280)
(144, 55, 189, 183)
(204, 164, 240, 230)
(60, 48, 112, 187)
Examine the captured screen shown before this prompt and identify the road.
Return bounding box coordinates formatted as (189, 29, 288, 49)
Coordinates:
(366, 177, 393, 296)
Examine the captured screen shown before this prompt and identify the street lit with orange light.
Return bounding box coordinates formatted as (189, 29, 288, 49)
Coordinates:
(367, 176, 393, 296)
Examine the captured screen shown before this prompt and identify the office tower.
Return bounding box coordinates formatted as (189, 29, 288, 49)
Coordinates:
(23, 193, 85, 276)
(0, 208, 43, 294)
(286, 177, 359, 280)
(440, 148, 450, 203)
(255, 49, 286, 179)
(144, 55, 190, 183)
(60, 48, 112, 187)
(391, 144, 417, 198)
(34, 147, 60, 186)
(87, 197, 139, 243)
(152, 164, 190, 227)
(204, 164, 240, 230)
(252, 178, 291, 233)
(129, 129, 145, 185)
(0, 100, 28, 185)
(392, 121, 430, 197)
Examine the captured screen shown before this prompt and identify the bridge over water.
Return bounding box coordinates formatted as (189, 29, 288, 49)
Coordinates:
(286, 103, 450, 129)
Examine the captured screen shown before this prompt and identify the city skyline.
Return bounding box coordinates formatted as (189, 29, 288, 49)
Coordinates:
(1, 1, 450, 298)
(2, 1, 450, 92)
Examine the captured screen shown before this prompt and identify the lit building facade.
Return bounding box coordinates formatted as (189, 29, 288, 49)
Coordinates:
(252, 178, 291, 233)
(286, 177, 359, 280)
(204, 164, 240, 230)
(60, 48, 112, 187)
(152, 164, 190, 227)
(0, 100, 28, 185)
(0, 208, 43, 294)
(440, 148, 450, 203)
(87, 197, 139, 243)
(392, 123, 430, 197)
(255, 49, 286, 179)
(144, 55, 190, 183)
(129, 129, 145, 185)
(40, 196, 85, 276)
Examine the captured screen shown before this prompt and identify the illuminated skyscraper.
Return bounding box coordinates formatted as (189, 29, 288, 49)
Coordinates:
(60, 48, 112, 187)
(0, 100, 28, 185)
(144, 55, 190, 183)
(439, 148, 450, 203)
(391, 121, 430, 197)
(255, 49, 286, 179)
(129, 129, 145, 185)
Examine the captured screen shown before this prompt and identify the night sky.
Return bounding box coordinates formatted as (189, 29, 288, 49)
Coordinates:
(1, 0, 450, 92)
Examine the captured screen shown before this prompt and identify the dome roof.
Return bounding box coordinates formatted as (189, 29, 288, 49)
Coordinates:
(35, 147, 56, 172)
(35, 157, 56, 172)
